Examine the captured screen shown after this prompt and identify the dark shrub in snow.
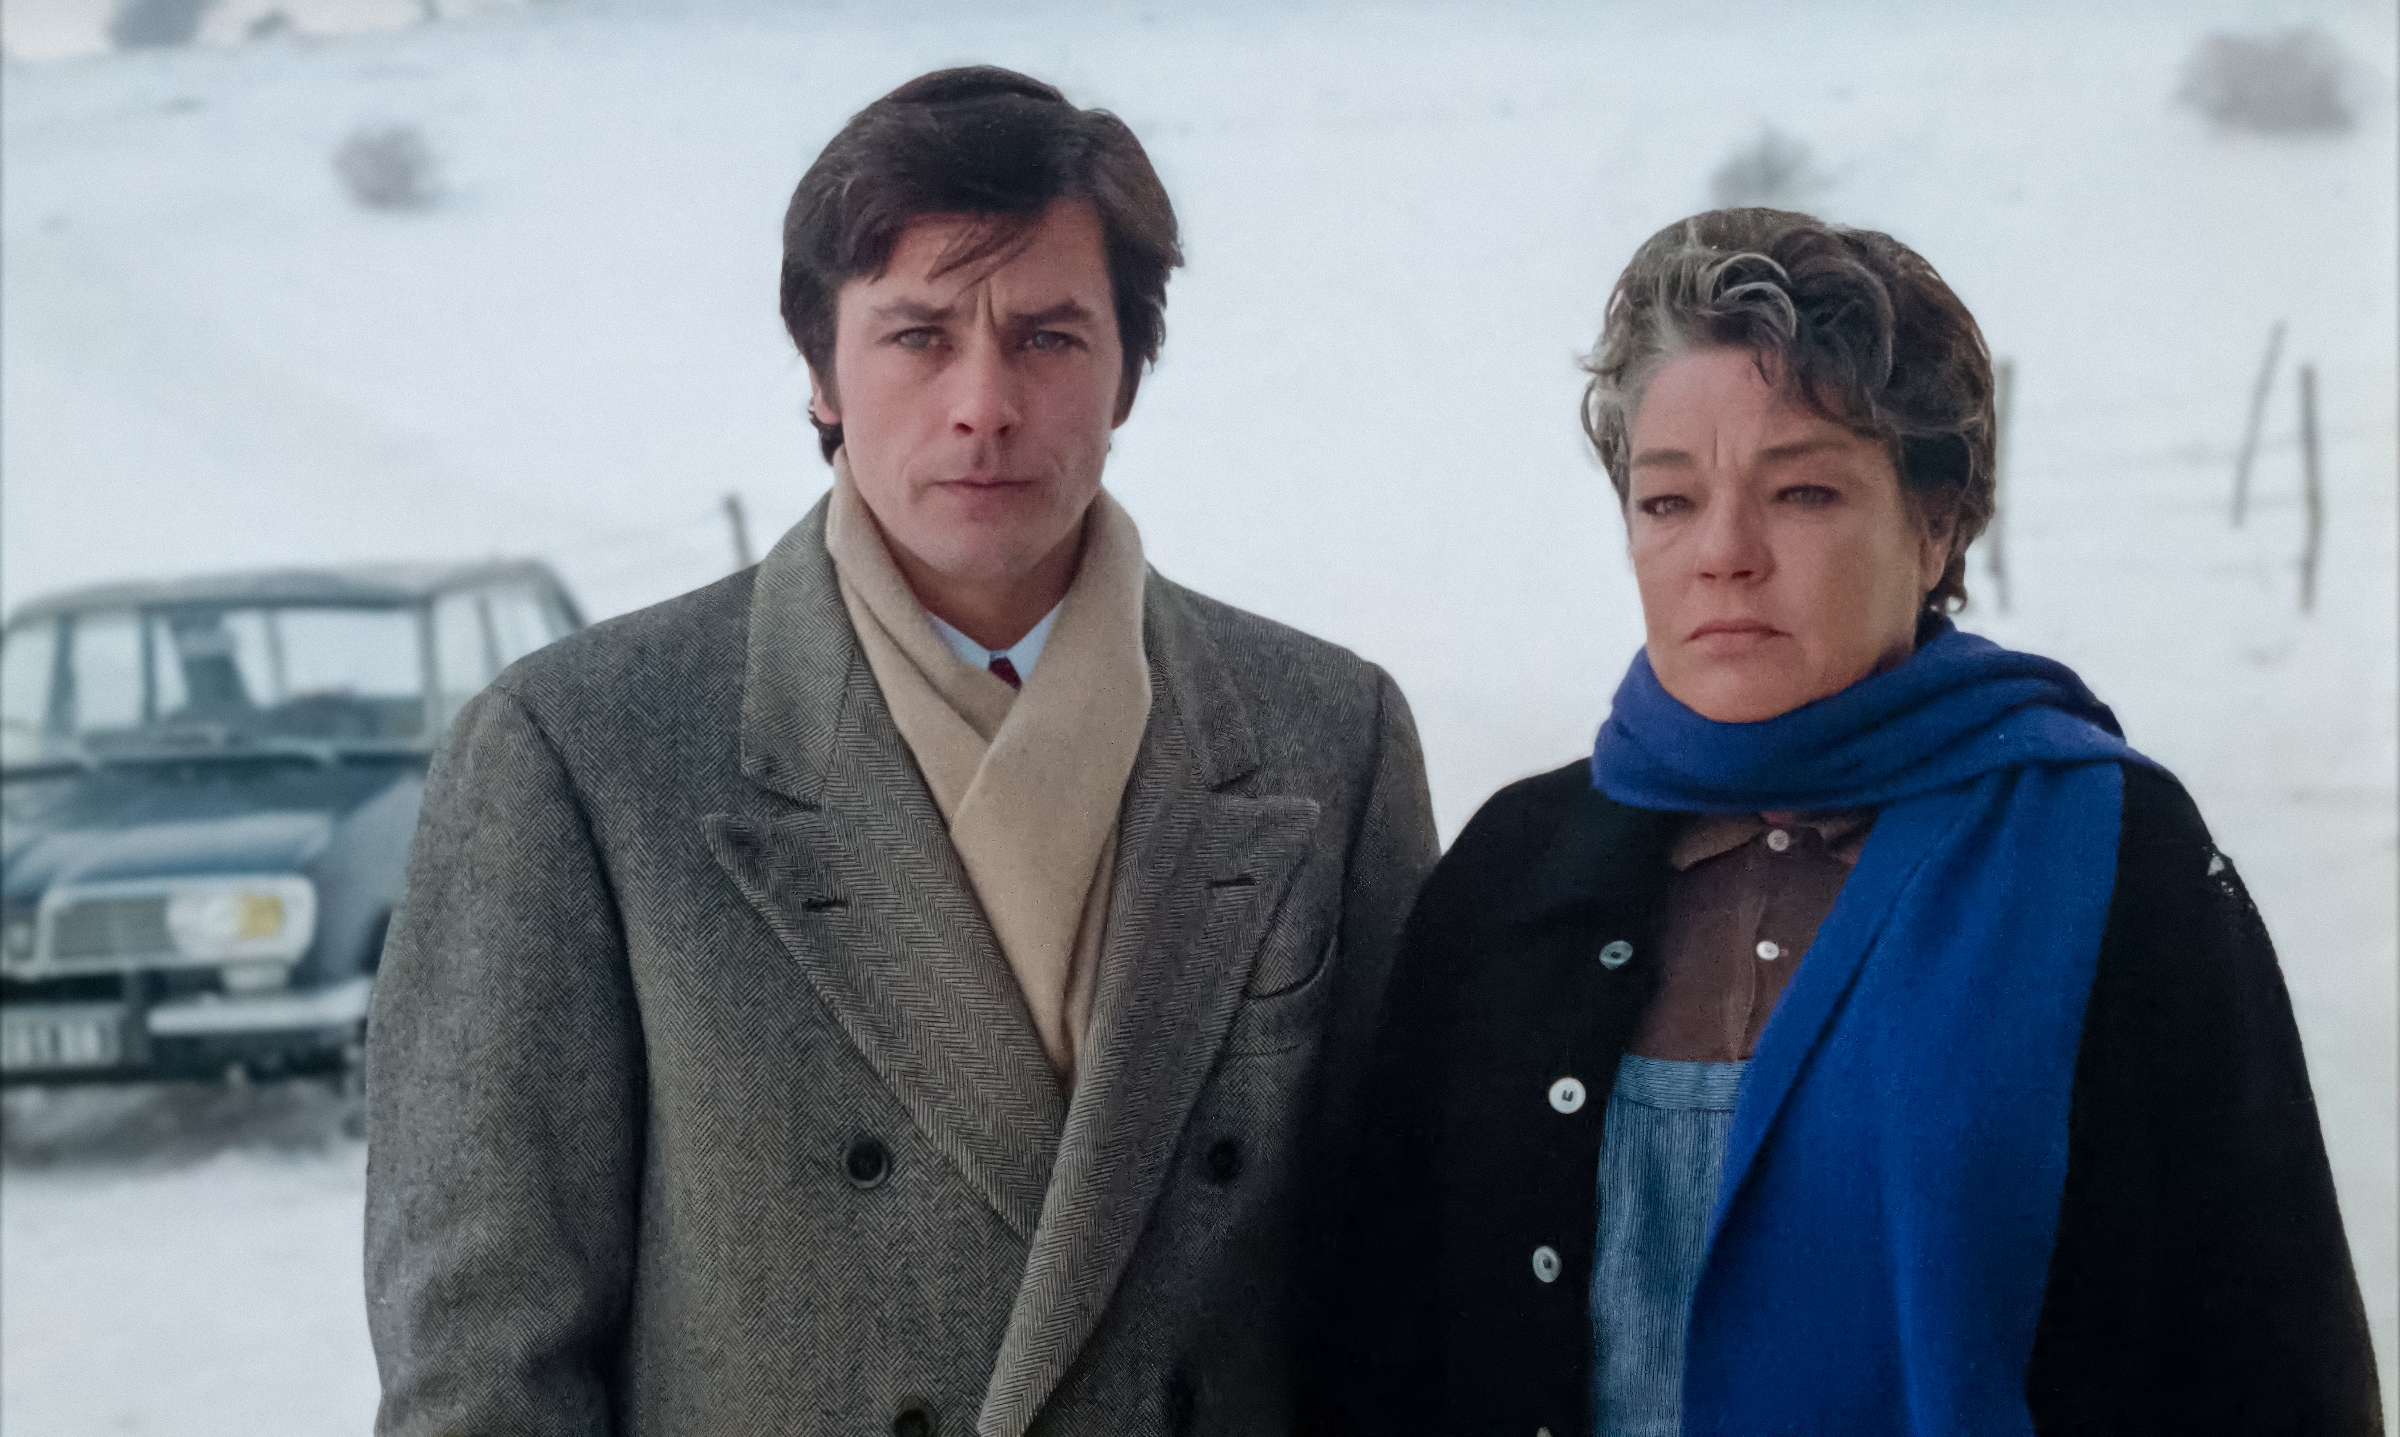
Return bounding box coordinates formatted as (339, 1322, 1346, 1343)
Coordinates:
(1709, 127, 1829, 210)
(2178, 27, 2353, 135)
(108, 0, 213, 49)
(335, 125, 440, 211)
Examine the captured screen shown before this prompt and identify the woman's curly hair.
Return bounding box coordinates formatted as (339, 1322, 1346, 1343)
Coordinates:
(1580, 209, 1997, 612)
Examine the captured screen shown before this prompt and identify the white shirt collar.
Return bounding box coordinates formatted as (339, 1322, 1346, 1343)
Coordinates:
(925, 602, 1063, 680)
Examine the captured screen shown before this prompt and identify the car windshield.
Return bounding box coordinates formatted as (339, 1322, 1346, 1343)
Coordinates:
(2, 604, 428, 763)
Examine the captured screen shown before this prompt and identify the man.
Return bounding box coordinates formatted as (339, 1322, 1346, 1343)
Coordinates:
(365, 66, 1438, 1436)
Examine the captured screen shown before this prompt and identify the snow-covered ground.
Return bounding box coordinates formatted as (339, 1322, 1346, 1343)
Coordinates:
(2, 1085, 378, 1435)
(4, 0, 2394, 1430)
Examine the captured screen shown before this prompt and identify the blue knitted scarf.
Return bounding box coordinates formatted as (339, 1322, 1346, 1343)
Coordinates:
(1590, 618, 2151, 1436)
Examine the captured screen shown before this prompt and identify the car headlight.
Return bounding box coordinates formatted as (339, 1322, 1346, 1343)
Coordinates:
(164, 877, 316, 963)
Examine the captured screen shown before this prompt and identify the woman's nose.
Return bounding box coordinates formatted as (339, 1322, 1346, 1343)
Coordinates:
(1694, 496, 1770, 581)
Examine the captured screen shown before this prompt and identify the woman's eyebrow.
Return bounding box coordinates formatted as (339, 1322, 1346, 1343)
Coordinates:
(1629, 447, 1695, 470)
(1754, 437, 1849, 464)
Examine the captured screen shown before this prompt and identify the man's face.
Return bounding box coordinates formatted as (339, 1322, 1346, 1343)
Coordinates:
(812, 199, 1125, 593)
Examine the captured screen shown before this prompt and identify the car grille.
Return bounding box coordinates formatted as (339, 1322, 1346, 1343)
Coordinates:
(49, 896, 174, 964)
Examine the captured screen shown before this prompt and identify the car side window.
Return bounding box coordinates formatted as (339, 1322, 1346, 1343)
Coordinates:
(432, 594, 492, 727)
(537, 588, 576, 642)
(484, 585, 555, 669)
(1, 619, 60, 764)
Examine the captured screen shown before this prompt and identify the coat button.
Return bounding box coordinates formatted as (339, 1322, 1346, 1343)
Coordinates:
(1204, 1137, 1242, 1184)
(1755, 940, 1781, 961)
(1598, 940, 1633, 969)
(891, 1398, 938, 1437)
(1766, 828, 1792, 852)
(1531, 1245, 1562, 1283)
(844, 1135, 891, 1189)
(1547, 1077, 1586, 1114)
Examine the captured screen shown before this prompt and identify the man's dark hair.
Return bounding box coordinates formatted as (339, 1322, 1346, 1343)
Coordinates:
(780, 66, 1183, 462)
(1581, 208, 1997, 612)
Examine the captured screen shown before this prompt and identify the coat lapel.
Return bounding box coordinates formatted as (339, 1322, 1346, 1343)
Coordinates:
(977, 580, 1320, 1437)
(705, 498, 1065, 1241)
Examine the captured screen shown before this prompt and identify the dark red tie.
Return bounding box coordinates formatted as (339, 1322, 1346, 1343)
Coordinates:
(988, 656, 1022, 690)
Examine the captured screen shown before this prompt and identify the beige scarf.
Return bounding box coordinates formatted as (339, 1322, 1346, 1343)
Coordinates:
(824, 455, 1152, 1081)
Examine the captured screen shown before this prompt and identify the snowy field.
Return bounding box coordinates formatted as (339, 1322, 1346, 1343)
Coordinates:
(3, 0, 2394, 1430)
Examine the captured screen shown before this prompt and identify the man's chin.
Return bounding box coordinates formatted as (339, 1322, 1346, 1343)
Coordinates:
(897, 535, 1060, 591)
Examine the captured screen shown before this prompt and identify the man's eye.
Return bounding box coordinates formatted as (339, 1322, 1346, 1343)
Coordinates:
(892, 328, 938, 351)
(1026, 331, 1079, 353)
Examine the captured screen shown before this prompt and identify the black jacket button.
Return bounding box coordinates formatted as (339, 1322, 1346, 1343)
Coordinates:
(891, 1398, 937, 1437)
(1204, 1137, 1241, 1184)
(845, 1135, 891, 1189)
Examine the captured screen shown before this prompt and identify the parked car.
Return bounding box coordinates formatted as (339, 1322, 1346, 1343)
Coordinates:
(0, 561, 583, 1127)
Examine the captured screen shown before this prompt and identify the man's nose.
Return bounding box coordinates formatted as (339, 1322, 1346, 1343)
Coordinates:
(1694, 494, 1770, 581)
(947, 332, 1020, 439)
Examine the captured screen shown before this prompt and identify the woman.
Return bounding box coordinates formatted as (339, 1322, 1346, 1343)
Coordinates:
(1328, 210, 2380, 1436)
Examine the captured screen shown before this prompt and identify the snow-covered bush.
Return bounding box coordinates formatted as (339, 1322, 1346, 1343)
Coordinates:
(334, 125, 440, 211)
(108, 0, 213, 49)
(2177, 27, 2353, 136)
(1709, 127, 1829, 211)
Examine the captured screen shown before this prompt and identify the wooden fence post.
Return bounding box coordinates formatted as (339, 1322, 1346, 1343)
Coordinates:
(2298, 363, 2321, 613)
(2233, 321, 2284, 527)
(724, 493, 754, 572)
(1987, 357, 2014, 612)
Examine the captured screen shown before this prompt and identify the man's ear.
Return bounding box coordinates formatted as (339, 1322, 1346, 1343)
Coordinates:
(806, 365, 840, 426)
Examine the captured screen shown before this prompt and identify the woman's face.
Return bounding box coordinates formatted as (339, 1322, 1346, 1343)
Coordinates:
(1625, 346, 1948, 724)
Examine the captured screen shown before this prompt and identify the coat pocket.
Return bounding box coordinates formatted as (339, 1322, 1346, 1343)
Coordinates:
(1226, 872, 1341, 1059)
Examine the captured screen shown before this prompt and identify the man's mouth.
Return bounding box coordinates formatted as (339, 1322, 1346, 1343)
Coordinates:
(934, 474, 1033, 491)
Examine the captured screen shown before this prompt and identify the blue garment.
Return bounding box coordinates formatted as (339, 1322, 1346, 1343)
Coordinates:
(1592, 1056, 1747, 1437)
(1588, 619, 2155, 1437)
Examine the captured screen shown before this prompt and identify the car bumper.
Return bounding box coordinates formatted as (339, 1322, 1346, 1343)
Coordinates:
(1, 977, 370, 1083)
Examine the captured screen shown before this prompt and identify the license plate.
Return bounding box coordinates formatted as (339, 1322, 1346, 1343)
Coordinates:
(1, 1005, 129, 1072)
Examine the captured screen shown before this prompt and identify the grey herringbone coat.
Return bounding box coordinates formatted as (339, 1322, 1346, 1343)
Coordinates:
(363, 498, 1438, 1437)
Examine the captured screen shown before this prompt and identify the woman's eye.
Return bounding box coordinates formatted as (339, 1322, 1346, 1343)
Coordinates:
(1637, 494, 1693, 518)
(1779, 484, 1840, 507)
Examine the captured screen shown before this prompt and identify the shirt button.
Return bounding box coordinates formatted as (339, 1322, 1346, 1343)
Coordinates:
(1756, 940, 1781, 961)
(1598, 940, 1634, 969)
(1766, 828, 1792, 852)
(1548, 1077, 1586, 1114)
(1531, 1245, 1562, 1283)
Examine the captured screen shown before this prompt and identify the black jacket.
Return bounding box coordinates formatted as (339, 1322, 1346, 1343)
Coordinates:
(1321, 759, 2381, 1437)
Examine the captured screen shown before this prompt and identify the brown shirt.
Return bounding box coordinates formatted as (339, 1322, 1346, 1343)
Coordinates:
(1629, 810, 1877, 1062)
